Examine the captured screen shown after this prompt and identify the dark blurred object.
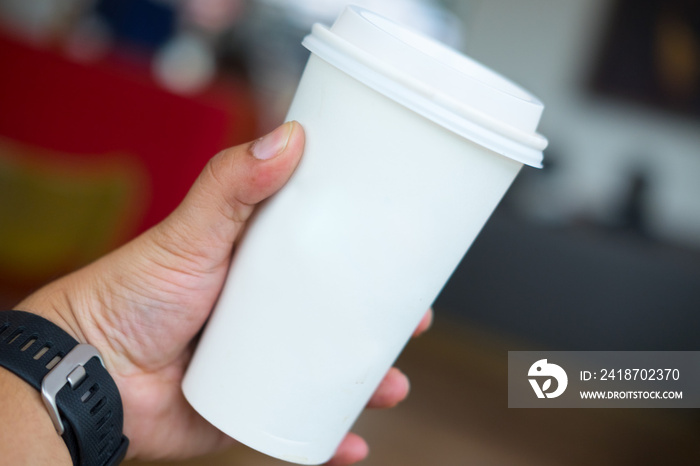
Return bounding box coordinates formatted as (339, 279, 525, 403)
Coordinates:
(590, 0, 700, 118)
(616, 168, 651, 236)
(436, 210, 700, 351)
(0, 30, 257, 305)
(95, 0, 176, 51)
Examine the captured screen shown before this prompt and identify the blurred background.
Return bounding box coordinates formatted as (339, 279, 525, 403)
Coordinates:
(1, 0, 699, 465)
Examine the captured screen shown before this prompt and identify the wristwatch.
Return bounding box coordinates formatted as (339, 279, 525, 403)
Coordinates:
(0, 310, 129, 466)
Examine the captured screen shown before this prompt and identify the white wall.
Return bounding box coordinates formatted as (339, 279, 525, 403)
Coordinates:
(448, 0, 700, 247)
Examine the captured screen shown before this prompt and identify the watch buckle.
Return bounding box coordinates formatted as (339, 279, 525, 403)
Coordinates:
(40, 343, 104, 435)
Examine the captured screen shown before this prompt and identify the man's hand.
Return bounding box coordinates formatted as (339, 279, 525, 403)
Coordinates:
(14, 122, 432, 465)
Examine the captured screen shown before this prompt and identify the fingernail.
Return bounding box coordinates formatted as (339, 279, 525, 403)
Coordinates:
(251, 122, 294, 160)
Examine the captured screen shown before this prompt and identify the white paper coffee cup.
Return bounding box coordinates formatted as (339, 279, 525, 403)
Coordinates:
(183, 6, 547, 465)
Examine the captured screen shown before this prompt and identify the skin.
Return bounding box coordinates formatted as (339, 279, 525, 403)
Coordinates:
(0, 122, 432, 465)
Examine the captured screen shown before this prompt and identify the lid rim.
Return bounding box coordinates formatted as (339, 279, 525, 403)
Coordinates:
(303, 23, 547, 167)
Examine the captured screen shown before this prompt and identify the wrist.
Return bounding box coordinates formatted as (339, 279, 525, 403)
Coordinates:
(0, 309, 129, 465)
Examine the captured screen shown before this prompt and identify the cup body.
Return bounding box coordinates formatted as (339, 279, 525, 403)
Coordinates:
(183, 6, 544, 465)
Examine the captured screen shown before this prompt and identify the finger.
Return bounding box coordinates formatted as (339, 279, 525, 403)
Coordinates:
(155, 121, 305, 261)
(366, 367, 410, 409)
(412, 308, 433, 337)
(325, 432, 369, 466)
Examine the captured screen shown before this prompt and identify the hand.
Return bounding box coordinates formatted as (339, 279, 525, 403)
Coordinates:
(16, 122, 432, 465)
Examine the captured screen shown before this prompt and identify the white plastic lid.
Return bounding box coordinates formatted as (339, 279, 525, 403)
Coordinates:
(302, 6, 547, 167)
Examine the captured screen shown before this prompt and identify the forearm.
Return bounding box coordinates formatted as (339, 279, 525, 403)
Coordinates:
(0, 366, 71, 464)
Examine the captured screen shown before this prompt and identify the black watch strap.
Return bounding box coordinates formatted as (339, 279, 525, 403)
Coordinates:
(0, 310, 128, 466)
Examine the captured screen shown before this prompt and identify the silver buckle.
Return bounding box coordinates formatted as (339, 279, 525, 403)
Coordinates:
(40, 343, 104, 435)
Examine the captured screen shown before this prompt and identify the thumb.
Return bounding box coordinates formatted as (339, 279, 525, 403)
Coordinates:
(14, 122, 304, 375)
(154, 121, 305, 262)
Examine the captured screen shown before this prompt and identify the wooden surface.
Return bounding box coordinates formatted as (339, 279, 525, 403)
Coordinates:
(126, 317, 700, 466)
